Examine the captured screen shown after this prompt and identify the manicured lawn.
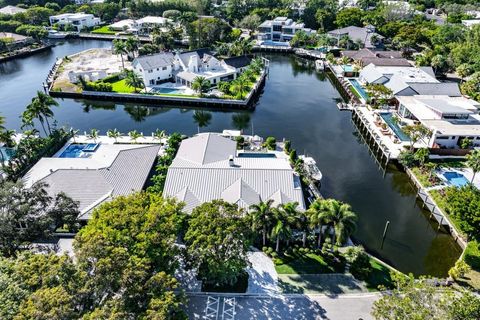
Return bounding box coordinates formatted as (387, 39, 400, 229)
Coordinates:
(365, 259, 395, 291)
(429, 189, 466, 236)
(411, 167, 439, 188)
(274, 252, 345, 274)
(91, 26, 116, 35)
(111, 79, 137, 93)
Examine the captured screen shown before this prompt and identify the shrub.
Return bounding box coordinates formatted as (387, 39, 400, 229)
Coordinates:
(448, 260, 471, 280)
(101, 74, 121, 83)
(273, 258, 283, 265)
(344, 246, 372, 280)
(263, 136, 276, 150)
(271, 252, 278, 259)
(398, 150, 416, 167)
(262, 246, 268, 253)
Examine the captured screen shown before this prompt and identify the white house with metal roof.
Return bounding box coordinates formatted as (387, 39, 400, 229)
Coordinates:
(163, 133, 306, 213)
(358, 63, 462, 97)
(24, 139, 161, 221)
(396, 95, 480, 148)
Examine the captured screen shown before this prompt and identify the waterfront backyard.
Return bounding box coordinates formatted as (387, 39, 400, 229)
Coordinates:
(0, 39, 462, 277)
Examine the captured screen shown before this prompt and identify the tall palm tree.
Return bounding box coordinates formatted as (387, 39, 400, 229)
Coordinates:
(230, 77, 249, 100)
(70, 129, 79, 143)
(323, 199, 357, 246)
(277, 202, 299, 248)
(466, 150, 480, 183)
(296, 210, 310, 248)
(107, 128, 121, 142)
(112, 39, 127, 70)
(128, 130, 143, 143)
(271, 203, 297, 252)
(249, 199, 274, 247)
(124, 70, 145, 93)
(88, 128, 99, 143)
(25, 91, 58, 135)
(125, 37, 139, 59)
(191, 76, 210, 97)
(307, 199, 333, 248)
(192, 110, 212, 133)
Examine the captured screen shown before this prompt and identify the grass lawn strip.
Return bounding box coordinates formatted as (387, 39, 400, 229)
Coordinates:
(91, 26, 116, 35)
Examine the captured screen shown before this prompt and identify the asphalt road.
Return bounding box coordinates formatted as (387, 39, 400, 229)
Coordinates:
(185, 293, 379, 320)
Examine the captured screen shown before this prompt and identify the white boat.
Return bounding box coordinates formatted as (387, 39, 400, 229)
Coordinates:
(47, 30, 68, 39)
(300, 156, 323, 181)
(315, 60, 324, 71)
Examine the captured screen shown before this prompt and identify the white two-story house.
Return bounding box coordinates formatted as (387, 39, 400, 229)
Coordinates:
(257, 17, 315, 43)
(132, 52, 175, 86)
(49, 13, 101, 31)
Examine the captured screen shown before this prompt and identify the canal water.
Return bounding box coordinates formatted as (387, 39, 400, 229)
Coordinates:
(0, 39, 461, 276)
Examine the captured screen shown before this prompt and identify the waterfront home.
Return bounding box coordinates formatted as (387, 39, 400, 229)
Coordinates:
(327, 26, 384, 49)
(341, 48, 411, 67)
(0, 5, 26, 15)
(23, 138, 161, 221)
(108, 16, 172, 34)
(358, 63, 462, 96)
(163, 133, 306, 213)
(257, 17, 315, 43)
(132, 52, 175, 85)
(49, 13, 101, 32)
(395, 95, 480, 148)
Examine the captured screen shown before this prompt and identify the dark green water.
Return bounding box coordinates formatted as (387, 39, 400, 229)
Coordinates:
(0, 39, 461, 276)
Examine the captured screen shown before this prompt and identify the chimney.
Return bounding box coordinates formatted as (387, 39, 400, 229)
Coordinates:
(228, 155, 234, 167)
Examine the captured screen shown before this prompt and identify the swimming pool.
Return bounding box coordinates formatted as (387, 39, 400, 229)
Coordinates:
(58, 143, 98, 158)
(0, 147, 15, 161)
(261, 40, 290, 47)
(151, 87, 187, 95)
(443, 171, 469, 187)
(343, 65, 354, 72)
(348, 79, 369, 102)
(379, 113, 410, 141)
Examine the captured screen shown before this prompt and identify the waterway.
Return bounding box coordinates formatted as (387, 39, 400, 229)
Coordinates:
(0, 39, 461, 276)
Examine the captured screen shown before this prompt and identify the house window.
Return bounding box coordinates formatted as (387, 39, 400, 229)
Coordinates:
(162, 66, 167, 70)
(149, 80, 154, 85)
(148, 70, 153, 73)
(157, 68, 159, 71)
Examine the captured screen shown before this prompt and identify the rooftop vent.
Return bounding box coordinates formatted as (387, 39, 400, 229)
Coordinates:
(228, 155, 234, 167)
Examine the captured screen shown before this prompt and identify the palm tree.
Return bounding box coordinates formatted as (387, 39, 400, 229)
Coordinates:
(307, 199, 333, 248)
(107, 128, 121, 142)
(323, 199, 357, 246)
(153, 129, 166, 142)
(88, 128, 99, 143)
(271, 204, 296, 252)
(70, 129, 79, 143)
(0, 129, 16, 148)
(296, 211, 310, 247)
(25, 91, 58, 135)
(125, 37, 139, 59)
(124, 70, 145, 93)
(191, 76, 211, 97)
(113, 39, 127, 70)
(192, 110, 212, 133)
(249, 199, 274, 247)
(277, 202, 299, 248)
(230, 77, 249, 100)
(466, 150, 480, 183)
(0, 114, 5, 131)
(128, 130, 143, 143)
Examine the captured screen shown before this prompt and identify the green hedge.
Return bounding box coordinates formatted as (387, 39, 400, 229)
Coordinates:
(464, 240, 480, 271)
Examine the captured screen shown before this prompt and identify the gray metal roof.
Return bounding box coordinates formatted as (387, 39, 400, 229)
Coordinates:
(408, 82, 462, 96)
(38, 145, 160, 220)
(361, 57, 411, 67)
(164, 134, 305, 212)
(134, 52, 174, 70)
(328, 26, 384, 48)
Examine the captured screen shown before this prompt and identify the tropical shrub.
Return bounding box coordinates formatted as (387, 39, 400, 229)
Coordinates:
(344, 246, 372, 280)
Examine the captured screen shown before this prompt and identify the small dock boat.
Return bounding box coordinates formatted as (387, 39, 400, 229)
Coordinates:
(300, 156, 322, 181)
(47, 30, 68, 39)
(315, 59, 325, 71)
(337, 102, 353, 111)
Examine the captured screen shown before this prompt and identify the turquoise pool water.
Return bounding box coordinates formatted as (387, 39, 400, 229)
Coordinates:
(443, 171, 469, 187)
(151, 87, 187, 95)
(59, 143, 98, 158)
(379, 113, 410, 141)
(0, 146, 15, 161)
(343, 65, 354, 72)
(348, 79, 369, 102)
(261, 40, 290, 47)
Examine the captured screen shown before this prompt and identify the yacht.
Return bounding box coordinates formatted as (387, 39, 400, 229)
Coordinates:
(300, 155, 323, 181)
(47, 30, 68, 39)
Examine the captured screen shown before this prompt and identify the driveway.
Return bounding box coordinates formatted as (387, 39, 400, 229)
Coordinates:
(185, 293, 379, 320)
(246, 250, 279, 294)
